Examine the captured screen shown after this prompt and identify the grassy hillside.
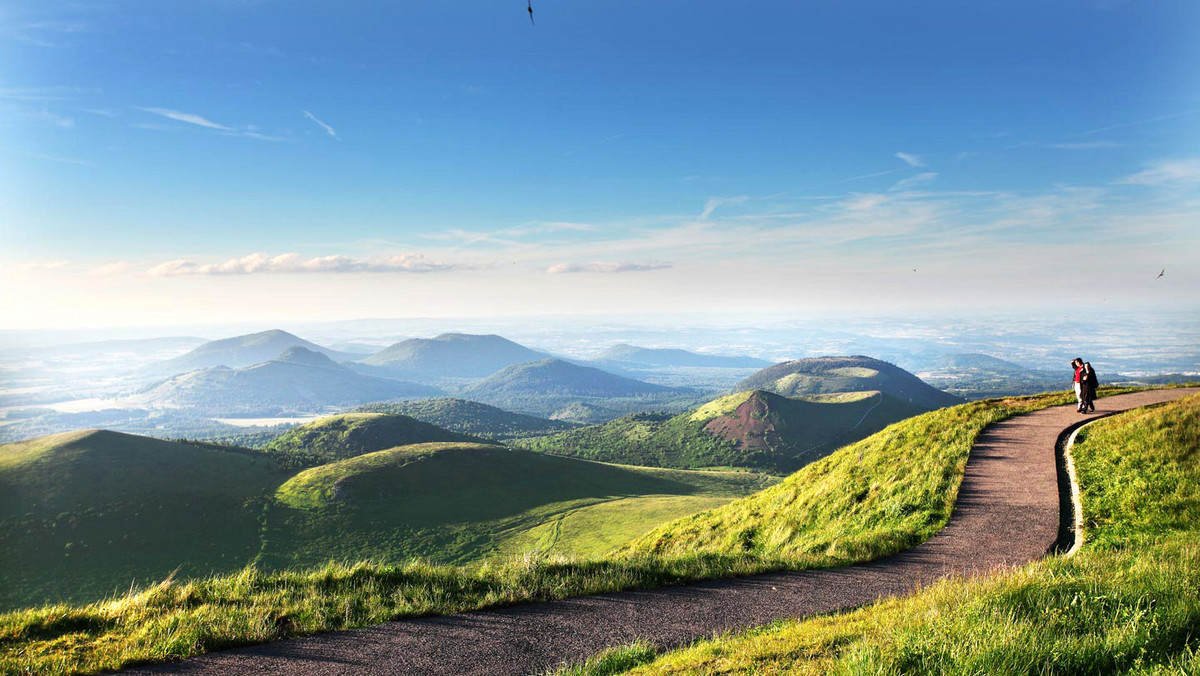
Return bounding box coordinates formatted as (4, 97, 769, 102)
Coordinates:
(260, 412, 477, 466)
(0, 431, 288, 611)
(621, 388, 1032, 558)
(260, 442, 773, 569)
(3, 389, 1135, 675)
(521, 389, 927, 474)
(569, 393, 1200, 675)
(463, 358, 700, 422)
(0, 428, 769, 618)
(737, 355, 961, 409)
(355, 398, 578, 440)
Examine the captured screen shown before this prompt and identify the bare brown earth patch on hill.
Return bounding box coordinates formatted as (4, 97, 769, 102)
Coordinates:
(702, 391, 780, 453)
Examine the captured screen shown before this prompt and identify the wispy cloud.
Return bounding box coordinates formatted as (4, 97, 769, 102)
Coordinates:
(19, 260, 70, 271)
(136, 107, 285, 141)
(895, 152, 925, 168)
(546, 261, 673, 274)
(1044, 141, 1121, 150)
(0, 86, 86, 102)
(764, 168, 909, 200)
(699, 195, 748, 221)
(23, 21, 87, 33)
(234, 130, 286, 143)
(890, 172, 938, 191)
(302, 110, 340, 140)
(1115, 159, 1200, 186)
(535, 221, 594, 233)
(139, 107, 231, 130)
(422, 221, 595, 248)
(38, 110, 75, 128)
(90, 261, 132, 276)
(6, 21, 87, 48)
(145, 252, 473, 276)
(1076, 109, 1200, 137)
(22, 151, 91, 166)
(839, 193, 891, 211)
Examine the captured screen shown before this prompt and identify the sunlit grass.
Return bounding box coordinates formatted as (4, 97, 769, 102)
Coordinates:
(563, 393, 1200, 675)
(0, 388, 1142, 675)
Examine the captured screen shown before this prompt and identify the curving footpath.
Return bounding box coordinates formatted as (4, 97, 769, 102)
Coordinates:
(123, 388, 1196, 676)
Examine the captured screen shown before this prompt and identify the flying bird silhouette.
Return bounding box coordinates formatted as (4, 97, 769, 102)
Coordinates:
(527, 0, 534, 25)
(1157, 269, 1165, 279)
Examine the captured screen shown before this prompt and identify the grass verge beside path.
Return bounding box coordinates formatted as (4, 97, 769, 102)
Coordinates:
(561, 392, 1200, 675)
(0, 389, 1138, 675)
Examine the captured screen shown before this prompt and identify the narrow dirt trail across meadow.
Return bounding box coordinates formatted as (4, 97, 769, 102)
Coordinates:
(123, 388, 1196, 676)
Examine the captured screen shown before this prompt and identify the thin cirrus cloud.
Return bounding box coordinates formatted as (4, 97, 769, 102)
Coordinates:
(1044, 141, 1121, 150)
(698, 195, 749, 221)
(301, 110, 340, 140)
(138, 107, 231, 130)
(546, 261, 673, 274)
(145, 252, 473, 277)
(895, 152, 925, 168)
(1115, 159, 1200, 186)
(890, 172, 938, 192)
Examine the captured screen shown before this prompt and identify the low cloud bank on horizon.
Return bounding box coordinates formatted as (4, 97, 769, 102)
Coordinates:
(546, 261, 673, 274)
(145, 252, 471, 276)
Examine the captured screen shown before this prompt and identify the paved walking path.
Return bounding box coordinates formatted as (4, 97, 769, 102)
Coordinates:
(125, 388, 1196, 676)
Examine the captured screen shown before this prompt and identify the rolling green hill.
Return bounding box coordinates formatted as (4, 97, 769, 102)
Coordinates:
(463, 358, 698, 421)
(260, 412, 478, 466)
(358, 333, 549, 380)
(0, 430, 288, 610)
(3, 390, 1142, 674)
(260, 441, 774, 568)
(736, 355, 961, 409)
(0, 427, 769, 614)
(520, 389, 927, 473)
(355, 398, 578, 440)
(138, 347, 440, 415)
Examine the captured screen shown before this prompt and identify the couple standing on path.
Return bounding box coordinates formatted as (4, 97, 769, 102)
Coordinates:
(1072, 358, 1098, 413)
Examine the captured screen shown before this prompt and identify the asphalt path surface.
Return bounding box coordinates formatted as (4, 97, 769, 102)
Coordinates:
(122, 388, 1196, 676)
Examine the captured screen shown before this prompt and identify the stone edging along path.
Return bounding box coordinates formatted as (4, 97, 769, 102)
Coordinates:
(1060, 417, 1101, 557)
(122, 388, 1197, 676)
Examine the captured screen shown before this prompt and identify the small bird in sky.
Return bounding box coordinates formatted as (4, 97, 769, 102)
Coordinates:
(1157, 269, 1165, 279)
(527, 0, 534, 25)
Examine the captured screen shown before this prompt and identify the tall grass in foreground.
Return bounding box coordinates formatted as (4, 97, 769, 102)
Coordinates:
(0, 389, 1130, 675)
(566, 393, 1200, 675)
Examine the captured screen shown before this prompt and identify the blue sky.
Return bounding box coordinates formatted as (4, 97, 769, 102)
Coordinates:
(2, 0, 1198, 327)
